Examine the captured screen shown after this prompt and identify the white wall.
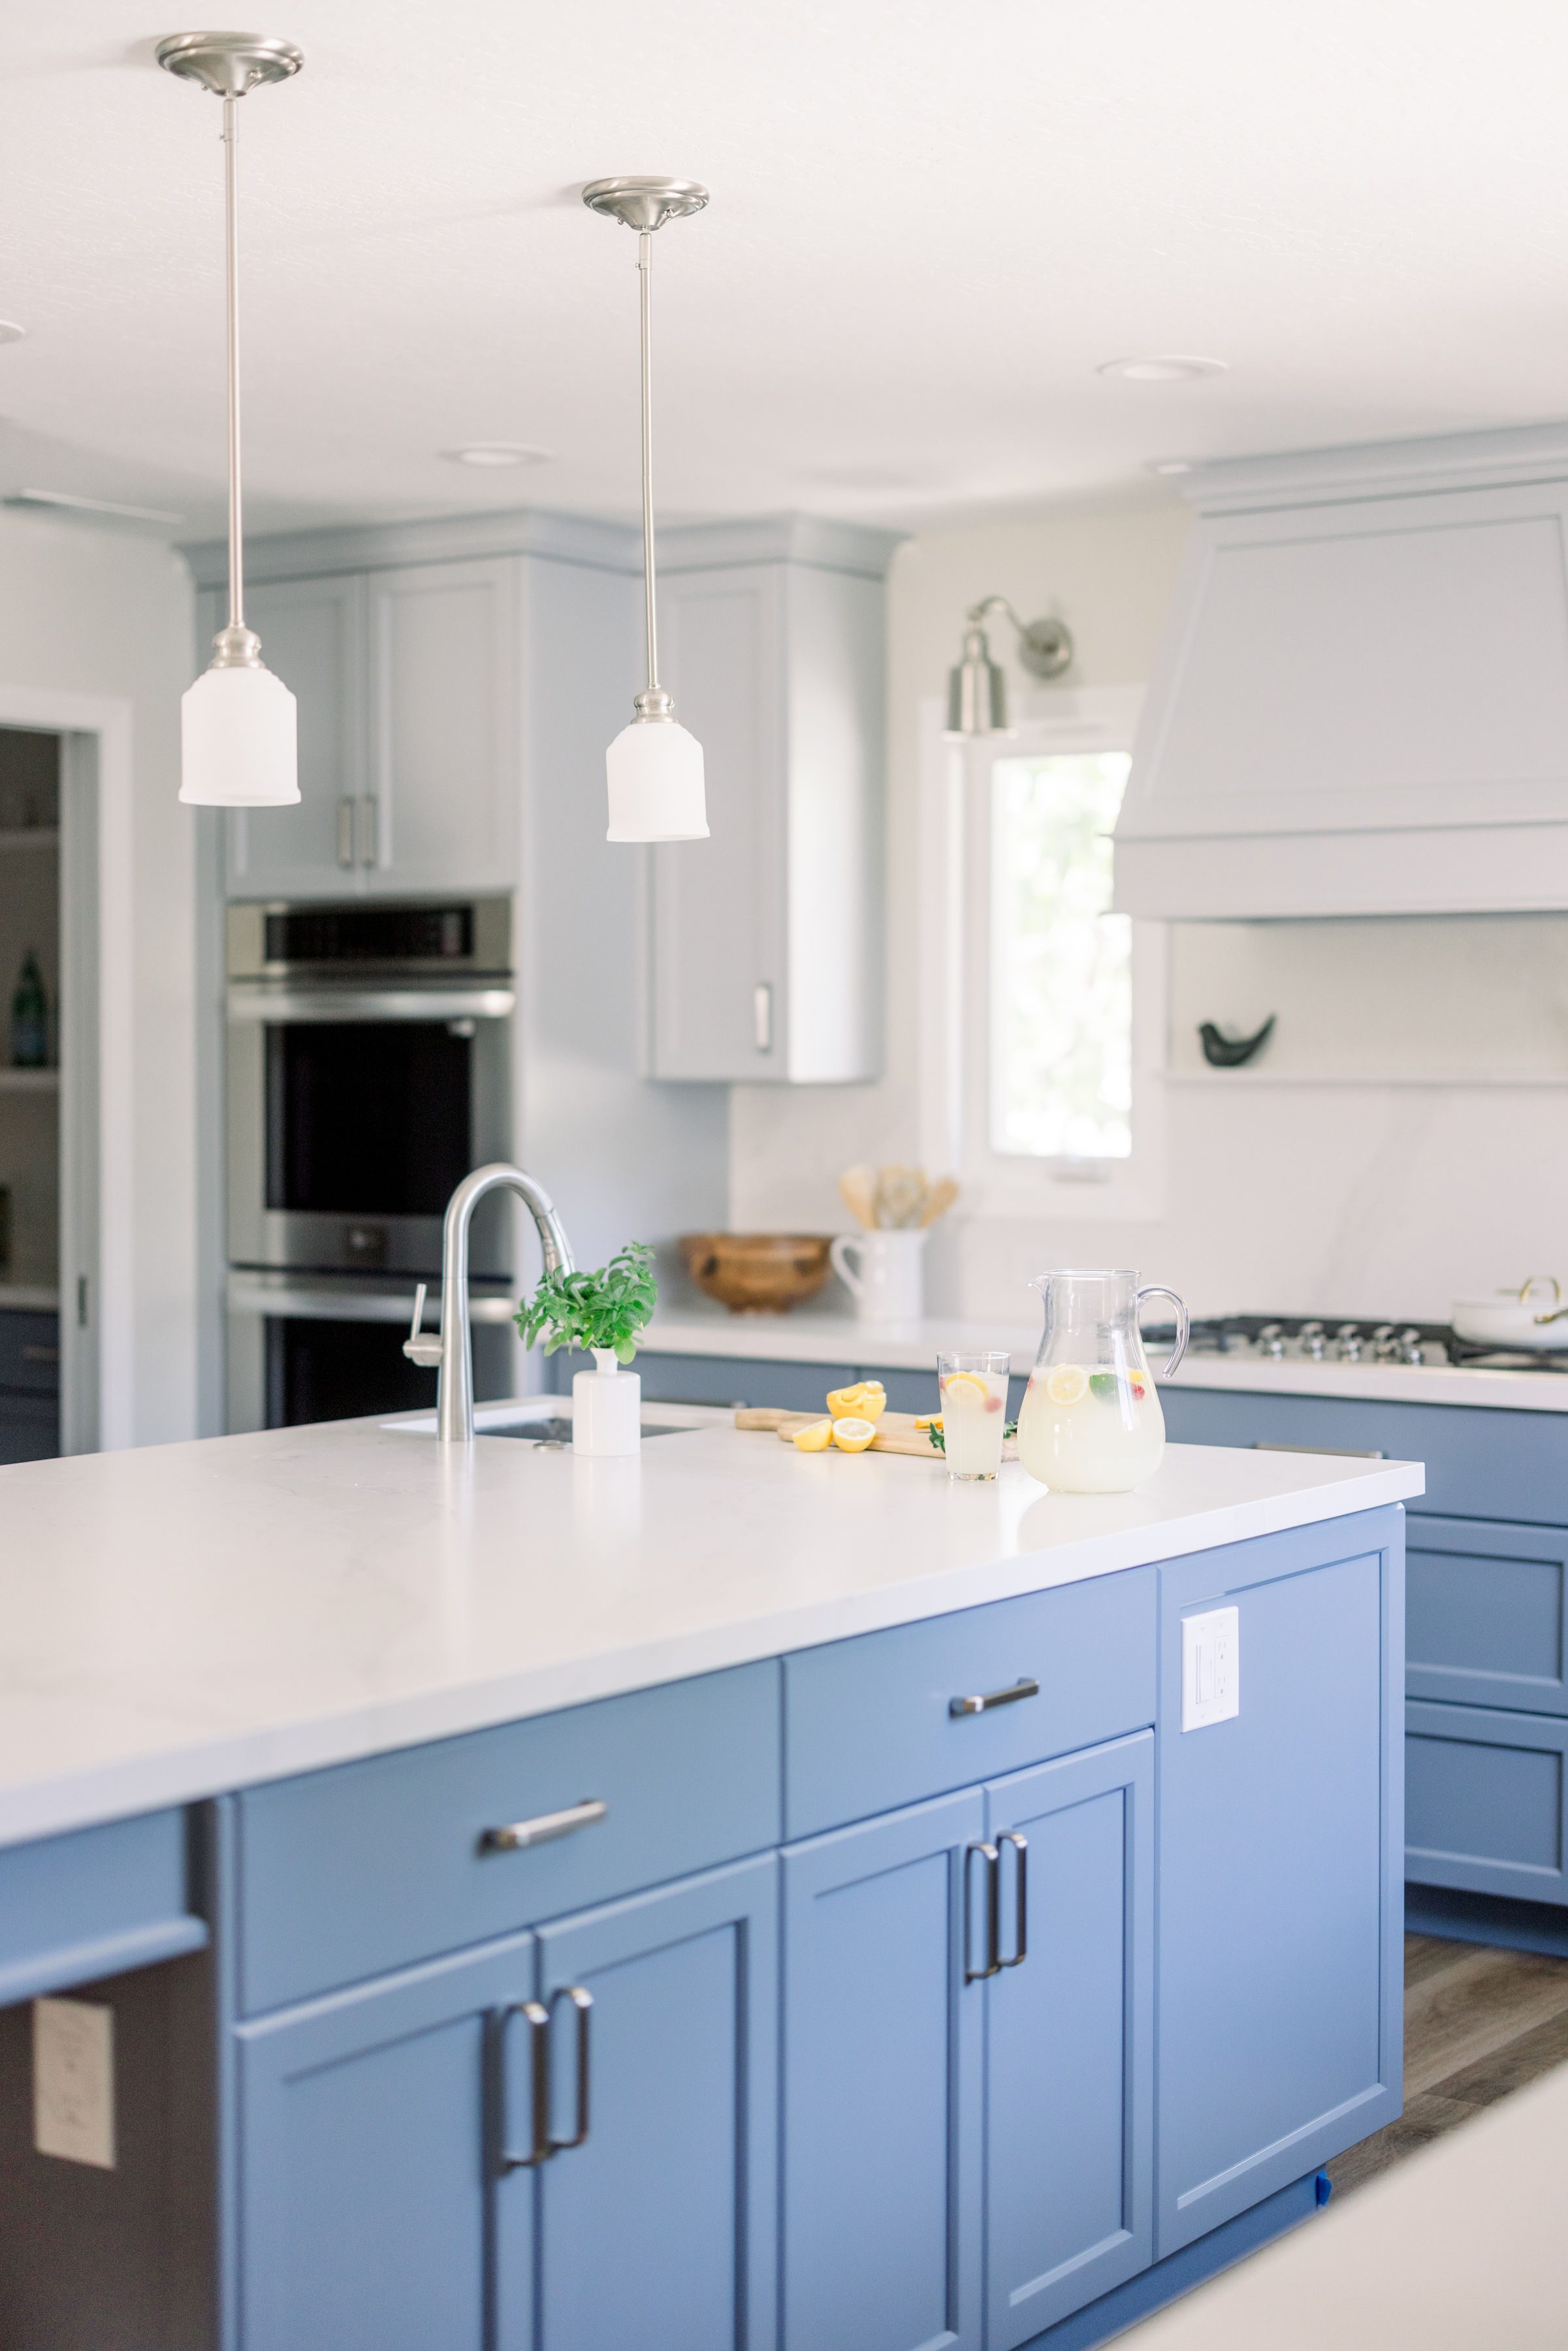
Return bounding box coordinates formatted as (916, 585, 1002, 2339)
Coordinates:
(0, 510, 197, 1442)
(731, 496, 1568, 1327)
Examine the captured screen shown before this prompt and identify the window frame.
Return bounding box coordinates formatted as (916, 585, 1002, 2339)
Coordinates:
(917, 686, 1166, 1223)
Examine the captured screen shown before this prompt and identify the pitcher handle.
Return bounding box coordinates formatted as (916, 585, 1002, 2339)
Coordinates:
(830, 1234, 866, 1302)
(1137, 1284, 1189, 1380)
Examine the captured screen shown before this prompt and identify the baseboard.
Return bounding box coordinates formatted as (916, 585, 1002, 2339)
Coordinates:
(1405, 1881, 1568, 1957)
(1019, 2171, 1323, 2350)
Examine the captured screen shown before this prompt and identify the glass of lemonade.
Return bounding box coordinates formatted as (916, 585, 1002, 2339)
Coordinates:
(936, 1350, 1011, 1480)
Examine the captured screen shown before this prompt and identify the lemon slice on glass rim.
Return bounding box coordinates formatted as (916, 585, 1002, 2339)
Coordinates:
(942, 1371, 989, 1405)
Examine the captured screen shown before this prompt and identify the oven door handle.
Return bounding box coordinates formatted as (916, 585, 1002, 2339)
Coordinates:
(226, 986, 516, 1025)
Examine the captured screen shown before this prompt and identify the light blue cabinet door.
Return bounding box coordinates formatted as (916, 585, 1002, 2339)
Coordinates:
(782, 1786, 985, 2351)
(236, 1934, 536, 2351)
(533, 1856, 779, 2351)
(983, 1733, 1155, 2347)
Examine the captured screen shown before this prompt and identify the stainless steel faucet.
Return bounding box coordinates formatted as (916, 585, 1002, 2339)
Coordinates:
(404, 1162, 575, 1443)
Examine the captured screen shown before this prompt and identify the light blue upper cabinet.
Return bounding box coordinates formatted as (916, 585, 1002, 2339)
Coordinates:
(364, 558, 518, 893)
(219, 573, 369, 897)
(984, 1733, 1155, 2346)
(648, 520, 897, 1083)
(781, 1787, 985, 2351)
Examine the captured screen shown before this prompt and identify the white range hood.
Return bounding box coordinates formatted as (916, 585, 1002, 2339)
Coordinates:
(1113, 421, 1568, 919)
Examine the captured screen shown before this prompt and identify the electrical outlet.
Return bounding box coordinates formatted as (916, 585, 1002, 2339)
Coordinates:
(1182, 1605, 1240, 1732)
(33, 1997, 116, 2169)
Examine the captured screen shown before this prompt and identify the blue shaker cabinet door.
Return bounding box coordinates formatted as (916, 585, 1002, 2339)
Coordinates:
(781, 1787, 985, 2351)
(236, 1934, 537, 2351)
(983, 1733, 1155, 2347)
(532, 1855, 780, 2351)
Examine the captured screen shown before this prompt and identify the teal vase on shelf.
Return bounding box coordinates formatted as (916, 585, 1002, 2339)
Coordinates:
(10, 951, 48, 1069)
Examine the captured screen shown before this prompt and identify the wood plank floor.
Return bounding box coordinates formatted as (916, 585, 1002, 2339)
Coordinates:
(1325, 1932, 1568, 2197)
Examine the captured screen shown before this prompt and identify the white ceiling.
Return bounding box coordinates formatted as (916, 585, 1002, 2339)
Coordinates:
(3, 0, 1568, 540)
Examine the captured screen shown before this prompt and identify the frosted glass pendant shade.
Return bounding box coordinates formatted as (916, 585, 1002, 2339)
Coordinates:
(605, 719, 708, 842)
(179, 661, 300, 807)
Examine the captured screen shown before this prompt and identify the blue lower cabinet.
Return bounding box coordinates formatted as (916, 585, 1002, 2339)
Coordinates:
(533, 1856, 779, 2351)
(1407, 1699, 1568, 1902)
(782, 1787, 986, 2351)
(983, 1733, 1155, 2346)
(1155, 1513, 1404, 2257)
(236, 1934, 537, 2351)
(1406, 1514, 1568, 1717)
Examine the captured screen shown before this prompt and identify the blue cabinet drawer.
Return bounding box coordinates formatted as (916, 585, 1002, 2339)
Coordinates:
(0, 1311, 60, 1395)
(633, 1351, 858, 1413)
(236, 1660, 782, 2013)
(784, 1569, 1157, 1838)
(1407, 1698, 1568, 1905)
(0, 1810, 207, 2005)
(1407, 1514, 1568, 1715)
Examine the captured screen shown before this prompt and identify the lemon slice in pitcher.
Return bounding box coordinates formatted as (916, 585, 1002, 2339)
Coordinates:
(1045, 1364, 1089, 1407)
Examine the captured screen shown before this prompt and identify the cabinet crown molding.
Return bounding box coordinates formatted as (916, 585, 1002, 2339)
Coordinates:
(181, 507, 905, 590)
(1178, 418, 1568, 513)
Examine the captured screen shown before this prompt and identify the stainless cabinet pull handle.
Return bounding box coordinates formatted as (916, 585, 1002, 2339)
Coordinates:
(950, 1676, 1040, 1718)
(336, 795, 356, 867)
(997, 1830, 1027, 1968)
(496, 1999, 552, 2171)
(964, 1841, 1001, 1984)
(753, 980, 773, 1053)
(357, 793, 379, 867)
(480, 1797, 607, 1853)
(549, 1985, 592, 2152)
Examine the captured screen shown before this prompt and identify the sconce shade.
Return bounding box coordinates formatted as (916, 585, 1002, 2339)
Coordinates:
(946, 625, 1012, 737)
(179, 661, 299, 807)
(606, 718, 709, 842)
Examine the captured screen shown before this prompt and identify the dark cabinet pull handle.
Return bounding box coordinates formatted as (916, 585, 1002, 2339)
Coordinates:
(997, 1831, 1027, 1968)
(549, 1985, 592, 2152)
(496, 2000, 552, 2171)
(950, 1676, 1039, 1718)
(964, 1842, 1001, 1984)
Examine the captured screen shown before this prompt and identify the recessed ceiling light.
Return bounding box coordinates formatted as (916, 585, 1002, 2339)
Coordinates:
(0, 321, 27, 345)
(1098, 355, 1227, 383)
(445, 443, 552, 468)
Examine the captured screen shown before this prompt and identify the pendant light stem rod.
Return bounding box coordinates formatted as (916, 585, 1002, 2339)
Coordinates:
(223, 91, 244, 632)
(638, 227, 659, 695)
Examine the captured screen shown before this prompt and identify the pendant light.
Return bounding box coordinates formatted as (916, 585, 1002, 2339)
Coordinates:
(158, 32, 303, 807)
(945, 597, 1074, 737)
(583, 177, 710, 842)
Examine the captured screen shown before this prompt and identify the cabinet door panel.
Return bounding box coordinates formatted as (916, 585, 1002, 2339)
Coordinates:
(238, 1936, 535, 2351)
(368, 558, 516, 889)
(1407, 1698, 1568, 1902)
(782, 1787, 984, 2351)
(650, 566, 785, 1080)
(984, 1733, 1154, 2346)
(535, 1855, 778, 2351)
(225, 573, 367, 895)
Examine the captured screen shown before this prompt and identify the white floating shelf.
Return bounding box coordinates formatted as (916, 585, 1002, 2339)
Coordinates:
(1162, 1068, 1568, 1090)
(0, 1068, 59, 1093)
(0, 828, 59, 852)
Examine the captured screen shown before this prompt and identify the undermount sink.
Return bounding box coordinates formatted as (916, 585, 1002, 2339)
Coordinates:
(384, 1400, 699, 1441)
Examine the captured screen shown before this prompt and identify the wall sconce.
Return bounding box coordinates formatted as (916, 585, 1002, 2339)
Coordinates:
(945, 596, 1073, 737)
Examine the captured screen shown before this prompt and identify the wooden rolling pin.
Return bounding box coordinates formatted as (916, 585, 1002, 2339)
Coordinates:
(735, 1407, 1018, 1462)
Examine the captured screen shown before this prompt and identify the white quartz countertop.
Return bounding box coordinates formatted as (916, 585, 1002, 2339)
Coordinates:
(642, 1307, 1568, 1413)
(0, 1404, 1420, 1852)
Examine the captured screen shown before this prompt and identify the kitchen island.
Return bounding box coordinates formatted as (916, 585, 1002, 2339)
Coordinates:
(0, 1409, 1420, 2351)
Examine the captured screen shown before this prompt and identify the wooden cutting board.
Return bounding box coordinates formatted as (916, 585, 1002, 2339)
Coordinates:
(734, 1407, 1018, 1462)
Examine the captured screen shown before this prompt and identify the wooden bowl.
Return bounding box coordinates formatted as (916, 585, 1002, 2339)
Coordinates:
(679, 1232, 835, 1315)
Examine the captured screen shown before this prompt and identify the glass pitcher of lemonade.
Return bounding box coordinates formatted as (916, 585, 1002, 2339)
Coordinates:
(1017, 1270, 1189, 1493)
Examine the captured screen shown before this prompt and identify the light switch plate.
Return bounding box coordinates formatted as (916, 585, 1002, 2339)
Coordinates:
(33, 1997, 116, 2169)
(1182, 1605, 1240, 1732)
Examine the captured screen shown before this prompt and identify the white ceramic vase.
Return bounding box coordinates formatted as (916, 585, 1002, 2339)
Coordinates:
(829, 1228, 927, 1322)
(572, 1351, 641, 1455)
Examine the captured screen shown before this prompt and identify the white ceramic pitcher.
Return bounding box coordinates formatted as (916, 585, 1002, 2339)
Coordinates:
(829, 1229, 927, 1322)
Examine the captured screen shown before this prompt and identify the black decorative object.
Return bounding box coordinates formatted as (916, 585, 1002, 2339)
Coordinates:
(1198, 1015, 1276, 1069)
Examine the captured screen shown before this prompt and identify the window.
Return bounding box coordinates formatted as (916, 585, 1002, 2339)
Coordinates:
(920, 688, 1162, 1219)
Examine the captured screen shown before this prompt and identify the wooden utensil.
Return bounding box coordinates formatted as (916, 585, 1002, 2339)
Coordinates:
(876, 1165, 925, 1230)
(735, 1407, 1018, 1463)
(838, 1164, 880, 1230)
(918, 1176, 959, 1228)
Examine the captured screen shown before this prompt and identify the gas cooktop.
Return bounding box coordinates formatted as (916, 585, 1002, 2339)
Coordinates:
(1140, 1313, 1568, 1373)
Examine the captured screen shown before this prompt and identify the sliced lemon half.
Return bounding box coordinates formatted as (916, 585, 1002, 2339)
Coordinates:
(792, 1418, 833, 1452)
(825, 1381, 887, 1423)
(1044, 1363, 1089, 1407)
(831, 1416, 878, 1452)
(914, 1414, 942, 1431)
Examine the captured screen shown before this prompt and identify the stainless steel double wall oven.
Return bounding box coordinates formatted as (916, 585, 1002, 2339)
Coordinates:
(225, 897, 517, 1429)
